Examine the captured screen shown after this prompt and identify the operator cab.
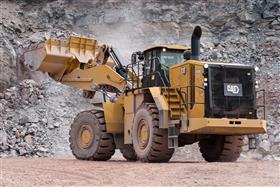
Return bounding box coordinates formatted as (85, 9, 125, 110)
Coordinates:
(142, 45, 190, 87)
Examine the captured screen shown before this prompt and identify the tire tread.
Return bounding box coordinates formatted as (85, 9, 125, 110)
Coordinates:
(199, 135, 244, 162)
(69, 110, 115, 161)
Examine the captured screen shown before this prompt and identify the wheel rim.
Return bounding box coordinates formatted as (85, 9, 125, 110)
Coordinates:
(78, 125, 94, 149)
(137, 119, 149, 149)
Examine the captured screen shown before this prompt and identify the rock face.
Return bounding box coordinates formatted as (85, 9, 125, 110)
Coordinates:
(0, 0, 279, 160)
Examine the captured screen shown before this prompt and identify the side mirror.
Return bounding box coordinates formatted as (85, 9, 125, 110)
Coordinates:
(131, 53, 137, 65)
(138, 54, 144, 61)
(131, 51, 144, 65)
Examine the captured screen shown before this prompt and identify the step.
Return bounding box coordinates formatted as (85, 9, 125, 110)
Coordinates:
(164, 95, 178, 99)
(170, 112, 181, 116)
(163, 93, 178, 97)
(170, 104, 183, 108)
(170, 107, 185, 112)
(170, 115, 180, 120)
(170, 110, 185, 114)
(162, 88, 176, 92)
(168, 135, 179, 138)
(168, 100, 181, 103)
(170, 111, 185, 118)
(170, 105, 186, 109)
(170, 106, 186, 112)
(168, 124, 179, 148)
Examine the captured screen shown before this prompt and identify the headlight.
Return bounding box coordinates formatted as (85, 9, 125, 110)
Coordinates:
(255, 80, 259, 89)
(254, 66, 260, 72)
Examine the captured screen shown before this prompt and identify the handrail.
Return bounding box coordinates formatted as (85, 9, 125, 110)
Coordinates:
(127, 53, 207, 122)
(126, 56, 169, 91)
(160, 85, 205, 121)
(124, 69, 168, 93)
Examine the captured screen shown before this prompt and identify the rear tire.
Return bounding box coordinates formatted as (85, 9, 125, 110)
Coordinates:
(69, 110, 115, 161)
(199, 135, 244, 162)
(114, 134, 138, 161)
(132, 103, 174, 162)
(120, 145, 138, 161)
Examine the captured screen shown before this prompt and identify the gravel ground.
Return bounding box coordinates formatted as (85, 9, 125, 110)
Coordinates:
(0, 158, 279, 186)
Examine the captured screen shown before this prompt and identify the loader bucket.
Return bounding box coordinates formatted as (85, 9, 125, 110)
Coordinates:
(24, 36, 98, 80)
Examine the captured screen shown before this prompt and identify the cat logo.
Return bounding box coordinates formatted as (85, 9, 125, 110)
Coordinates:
(227, 85, 240, 94)
(224, 83, 243, 96)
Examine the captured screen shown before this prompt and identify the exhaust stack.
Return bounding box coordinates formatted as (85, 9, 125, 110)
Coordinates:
(191, 26, 202, 60)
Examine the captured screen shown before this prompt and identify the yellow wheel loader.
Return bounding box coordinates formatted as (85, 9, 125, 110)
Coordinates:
(24, 26, 266, 162)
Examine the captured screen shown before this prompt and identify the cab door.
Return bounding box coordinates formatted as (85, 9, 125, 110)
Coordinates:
(142, 48, 168, 88)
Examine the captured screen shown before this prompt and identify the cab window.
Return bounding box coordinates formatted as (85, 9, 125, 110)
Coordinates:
(160, 50, 184, 68)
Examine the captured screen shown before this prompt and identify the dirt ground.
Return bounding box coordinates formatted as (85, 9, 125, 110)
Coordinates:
(0, 158, 279, 186)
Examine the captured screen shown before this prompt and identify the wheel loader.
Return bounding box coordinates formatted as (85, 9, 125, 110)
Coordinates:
(24, 26, 266, 162)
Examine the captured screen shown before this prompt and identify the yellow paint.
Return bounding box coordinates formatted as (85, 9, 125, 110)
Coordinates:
(81, 129, 91, 144)
(149, 87, 169, 111)
(123, 92, 144, 144)
(103, 102, 124, 133)
(61, 64, 126, 92)
(24, 36, 97, 78)
(169, 60, 205, 118)
(139, 120, 149, 147)
(188, 118, 266, 135)
(24, 36, 127, 93)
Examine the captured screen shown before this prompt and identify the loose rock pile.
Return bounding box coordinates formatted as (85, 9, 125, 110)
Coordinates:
(0, 79, 93, 158)
(0, 79, 51, 157)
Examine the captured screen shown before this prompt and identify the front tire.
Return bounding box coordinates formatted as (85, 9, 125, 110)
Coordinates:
(199, 135, 244, 162)
(69, 110, 115, 161)
(132, 103, 174, 162)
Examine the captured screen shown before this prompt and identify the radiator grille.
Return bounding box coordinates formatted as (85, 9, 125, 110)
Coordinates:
(205, 65, 256, 118)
